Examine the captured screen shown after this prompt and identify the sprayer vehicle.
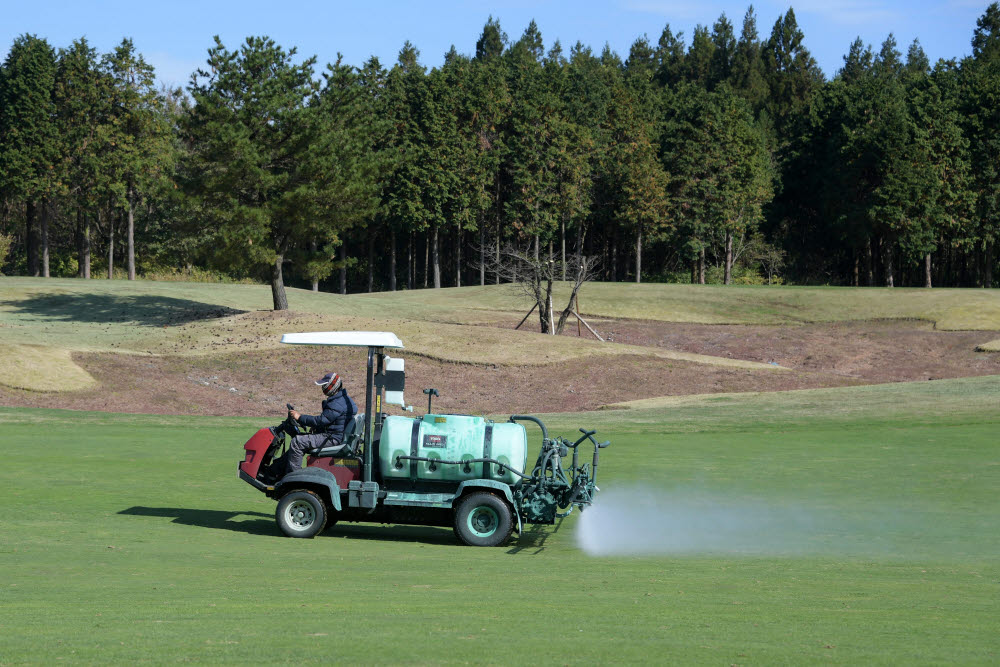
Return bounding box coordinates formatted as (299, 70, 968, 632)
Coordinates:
(238, 331, 609, 546)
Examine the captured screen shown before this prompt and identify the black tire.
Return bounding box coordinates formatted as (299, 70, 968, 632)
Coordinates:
(275, 489, 327, 538)
(453, 492, 514, 547)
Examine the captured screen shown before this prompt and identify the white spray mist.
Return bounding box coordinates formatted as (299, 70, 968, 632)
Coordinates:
(576, 487, 826, 557)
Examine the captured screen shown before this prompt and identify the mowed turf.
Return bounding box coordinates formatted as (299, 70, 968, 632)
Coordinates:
(1, 377, 998, 664)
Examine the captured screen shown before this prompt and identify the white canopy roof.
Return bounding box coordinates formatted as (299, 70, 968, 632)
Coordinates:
(280, 331, 404, 349)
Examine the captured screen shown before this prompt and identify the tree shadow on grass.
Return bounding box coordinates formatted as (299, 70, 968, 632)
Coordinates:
(119, 506, 275, 536)
(6, 292, 246, 327)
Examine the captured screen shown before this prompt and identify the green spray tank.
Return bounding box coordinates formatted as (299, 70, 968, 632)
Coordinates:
(239, 331, 609, 545)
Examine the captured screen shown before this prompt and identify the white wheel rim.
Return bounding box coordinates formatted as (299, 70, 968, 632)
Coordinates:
(285, 499, 316, 531)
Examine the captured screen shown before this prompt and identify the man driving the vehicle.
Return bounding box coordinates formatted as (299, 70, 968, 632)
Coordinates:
(279, 371, 357, 477)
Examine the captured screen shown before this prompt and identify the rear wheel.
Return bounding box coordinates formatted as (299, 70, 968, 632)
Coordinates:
(453, 492, 513, 547)
(276, 490, 327, 538)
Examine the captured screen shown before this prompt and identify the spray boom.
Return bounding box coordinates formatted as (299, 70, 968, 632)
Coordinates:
(509, 416, 609, 524)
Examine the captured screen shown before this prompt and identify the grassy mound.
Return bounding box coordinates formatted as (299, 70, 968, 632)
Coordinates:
(3, 278, 997, 392)
(0, 343, 95, 391)
(976, 338, 1000, 352)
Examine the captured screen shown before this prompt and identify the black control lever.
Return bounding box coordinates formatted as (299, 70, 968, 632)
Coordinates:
(423, 388, 439, 414)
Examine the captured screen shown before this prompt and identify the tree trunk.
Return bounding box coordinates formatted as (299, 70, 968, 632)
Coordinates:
(479, 217, 485, 286)
(310, 239, 319, 292)
(691, 258, 696, 284)
(699, 247, 706, 284)
(367, 229, 375, 293)
(538, 285, 551, 334)
(533, 234, 539, 262)
(408, 231, 414, 290)
(26, 201, 39, 277)
(635, 226, 642, 284)
(495, 228, 500, 284)
(984, 242, 993, 288)
(611, 231, 617, 282)
(601, 234, 609, 280)
(424, 231, 429, 288)
(884, 240, 894, 288)
(853, 251, 859, 287)
(107, 210, 114, 280)
(455, 227, 461, 288)
(271, 253, 288, 310)
(127, 188, 136, 281)
(432, 225, 440, 288)
(548, 292, 555, 335)
(41, 200, 50, 278)
(865, 237, 874, 286)
(76, 210, 85, 278)
(561, 217, 566, 281)
(724, 230, 733, 285)
(973, 245, 981, 287)
(925, 252, 932, 288)
(389, 230, 397, 291)
(339, 243, 347, 295)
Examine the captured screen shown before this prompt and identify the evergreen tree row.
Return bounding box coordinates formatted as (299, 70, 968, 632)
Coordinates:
(1, 4, 999, 307)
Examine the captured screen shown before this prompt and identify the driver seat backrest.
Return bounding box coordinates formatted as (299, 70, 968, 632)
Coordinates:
(313, 413, 365, 458)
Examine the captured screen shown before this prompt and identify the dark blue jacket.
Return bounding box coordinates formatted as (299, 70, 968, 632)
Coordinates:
(299, 389, 357, 442)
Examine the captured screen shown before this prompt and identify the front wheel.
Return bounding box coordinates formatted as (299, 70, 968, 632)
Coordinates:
(276, 489, 327, 538)
(453, 492, 514, 547)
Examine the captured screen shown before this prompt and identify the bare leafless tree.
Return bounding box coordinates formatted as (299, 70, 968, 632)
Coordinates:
(482, 242, 599, 335)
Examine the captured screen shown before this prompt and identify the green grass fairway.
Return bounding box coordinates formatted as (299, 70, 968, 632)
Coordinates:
(2, 377, 998, 664)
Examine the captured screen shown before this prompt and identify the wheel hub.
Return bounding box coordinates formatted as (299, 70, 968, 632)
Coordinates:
(287, 500, 315, 529)
(468, 506, 498, 537)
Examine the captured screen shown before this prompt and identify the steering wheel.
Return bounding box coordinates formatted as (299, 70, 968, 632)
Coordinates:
(285, 403, 303, 436)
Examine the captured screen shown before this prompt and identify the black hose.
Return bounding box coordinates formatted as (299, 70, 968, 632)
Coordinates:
(395, 455, 532, 480)
(509, 415, 548, 441)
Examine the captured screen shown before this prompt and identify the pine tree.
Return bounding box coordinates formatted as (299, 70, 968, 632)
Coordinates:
(470, 45, 510, 285)
(102, 39, 172, 280)
(604, 80, 668, 283)
(54, 38, 107, 279)
(185, 36, 372, 309)
(510, 20, 544, 64)
(686, 26, 715, 85)
(475, 16, 507, 62)
(709, 13, 736, 88)
(963, 4, 1000, 286)
(661, 84, 773, 284)
(840, 38, 873, 84)
(902, 60, 973, 287)
(654, 24, 686, 87)
(0, 34, 58, 277)
(565, 43, 610, 276)
(299, 56, 382, 293)
(972, 2, 1000, 62)
(762, 8, 823, 140)
(381, 42, 426, 290)
(731, 6, 768, 114)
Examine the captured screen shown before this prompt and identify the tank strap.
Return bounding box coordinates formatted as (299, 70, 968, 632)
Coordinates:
(409, 419, 421, 482)
(482, 423, 494, 478)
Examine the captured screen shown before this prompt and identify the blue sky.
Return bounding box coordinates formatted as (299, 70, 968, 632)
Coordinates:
(1, 1, 991, 88)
